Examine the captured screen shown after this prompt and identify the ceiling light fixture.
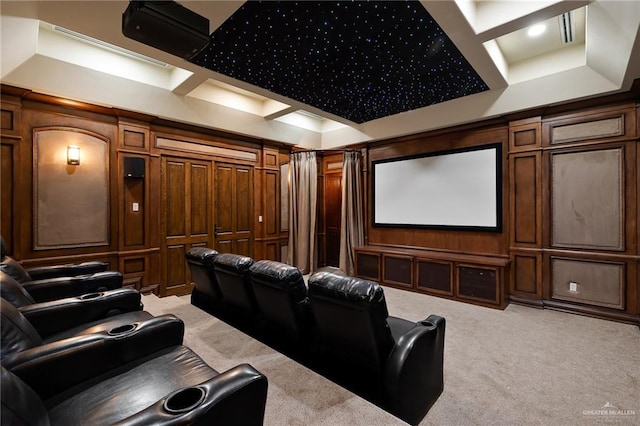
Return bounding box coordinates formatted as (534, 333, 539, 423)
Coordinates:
(527, 23, 547, 37)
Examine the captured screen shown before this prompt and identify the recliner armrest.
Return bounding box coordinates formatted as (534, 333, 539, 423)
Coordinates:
(114, 363, 268, 426)
(19, 288, 142, 338)
(21, 271, 123, 302)
(383, 314, 446, 426)
(26, 261, 109, 281)
(5, 314, 185, 401)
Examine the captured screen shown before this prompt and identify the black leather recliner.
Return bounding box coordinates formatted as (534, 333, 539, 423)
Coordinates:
(0, 276, 146, 341)
(248, 259, 313, 344)
(0, 266, 123, 303)
(186, 247, 221, 310)
(307, 269, 446, 426)
(1, 235, 109, 281)
(2, 315, 269, 425)
(213, 253, 258, 314)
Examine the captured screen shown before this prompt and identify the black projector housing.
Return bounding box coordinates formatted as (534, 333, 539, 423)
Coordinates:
(122, 1, 210, 60)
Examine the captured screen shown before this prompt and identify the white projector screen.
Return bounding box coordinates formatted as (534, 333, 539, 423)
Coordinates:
(372, 144, 502, 231)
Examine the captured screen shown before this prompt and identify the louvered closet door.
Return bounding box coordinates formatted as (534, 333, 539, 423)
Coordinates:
(160, 156, 213, 296)
(214, 162, 254, 257)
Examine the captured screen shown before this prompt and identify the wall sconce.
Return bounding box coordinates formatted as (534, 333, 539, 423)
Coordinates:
(67, 145, 80, 165)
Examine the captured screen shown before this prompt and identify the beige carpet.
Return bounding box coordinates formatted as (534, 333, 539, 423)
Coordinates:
(142, 287, 639, 425)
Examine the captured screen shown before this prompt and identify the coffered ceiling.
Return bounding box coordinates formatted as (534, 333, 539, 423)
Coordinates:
(1, 1, 639, 149)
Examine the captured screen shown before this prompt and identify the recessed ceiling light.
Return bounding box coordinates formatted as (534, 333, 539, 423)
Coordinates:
(527, 23, 547, 37)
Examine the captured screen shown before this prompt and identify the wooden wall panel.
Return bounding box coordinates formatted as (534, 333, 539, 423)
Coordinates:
(236, 167, 252, 233)
(382, 254, 412, 288)
(511, 154, 540, 245)
(165, 161, 187, 237)
(0, 101, 20, 137)
(509, 118, 541, 152)
(214, 163, 254, 256)
(511, 253, 541, 296)
(265, 170, 278, 236)
(190, 163, 209, 236)
(165, 244, 188, 294)
(416, 259, 452, 295)
(123, 177, 145, 246)
(1, 142, 14, 250)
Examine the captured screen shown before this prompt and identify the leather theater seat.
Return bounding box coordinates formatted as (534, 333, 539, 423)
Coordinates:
(1, 235, 110, 282)
(212, 253, 258, 314)
(248, 259, 314, 345)
(2, 316, 269, 425)
(307, 269, 446, 425)
(186, 247, 221, 310)
(0, 246, 122, 302)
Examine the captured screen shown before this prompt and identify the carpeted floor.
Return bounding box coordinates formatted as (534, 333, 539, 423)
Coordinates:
(142, 286, 639, 425)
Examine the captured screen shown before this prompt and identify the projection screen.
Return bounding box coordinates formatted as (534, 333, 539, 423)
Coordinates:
(372, 143, 502, 231)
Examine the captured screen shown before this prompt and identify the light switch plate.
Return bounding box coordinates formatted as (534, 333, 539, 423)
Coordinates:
(132, 202, 139, 212)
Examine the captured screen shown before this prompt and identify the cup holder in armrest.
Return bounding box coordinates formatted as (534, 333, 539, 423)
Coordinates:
(163, 387, 206, 414)
(79, 292, 103, 300)
(419, 320, 435, 328)
(108, 323, 137, 336)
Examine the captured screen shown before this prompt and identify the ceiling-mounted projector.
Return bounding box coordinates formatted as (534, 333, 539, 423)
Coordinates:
(122, 1, 210, 60)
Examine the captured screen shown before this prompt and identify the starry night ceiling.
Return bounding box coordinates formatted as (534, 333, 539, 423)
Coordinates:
(191, 1, 489, 124)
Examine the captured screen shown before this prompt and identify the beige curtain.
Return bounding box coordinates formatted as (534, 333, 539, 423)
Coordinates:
(287, 151, 317, 274)
(339, 150, 364, 275)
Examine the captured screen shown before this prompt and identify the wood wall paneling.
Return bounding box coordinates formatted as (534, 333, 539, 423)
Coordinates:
(214, 162, 254, 257)
(537, 105, 637, 323)
(509, 118, 541, 152)
(367, 126, 509, 256)
(1, 100, 21, 138)
(165, 243, 188, 295)
(456, 264, 500, 305)
(354, 246, 509, 309)
(263, 171, 278, 236)
(511, 153, 541, 246)
(119, 122, 150, 152)
(542, 106, 636, 148)
(161, 156, 212, 295)
(1, 142, 15, 251)
(123, 177, 145, 246)
(355, 250, 381, 281)
(190, 164, 210, 236)
(511, 252, 542, 297)
(382, 253, 413, 288)
(119, 253, 158, 294)
(416, 259, 453, 295)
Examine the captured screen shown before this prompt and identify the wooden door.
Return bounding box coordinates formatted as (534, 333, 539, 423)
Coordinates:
(160, 156, 212, 296)
(214, 162, 254, 257)
(325, 173, 342, 267)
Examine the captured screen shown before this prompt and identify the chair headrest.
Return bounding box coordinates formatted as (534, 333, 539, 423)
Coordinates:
(308, 270, 386, 307)
(249, 260, 304, 284)
(185, 247, 219, 266)
(213, 253, 255, 273)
